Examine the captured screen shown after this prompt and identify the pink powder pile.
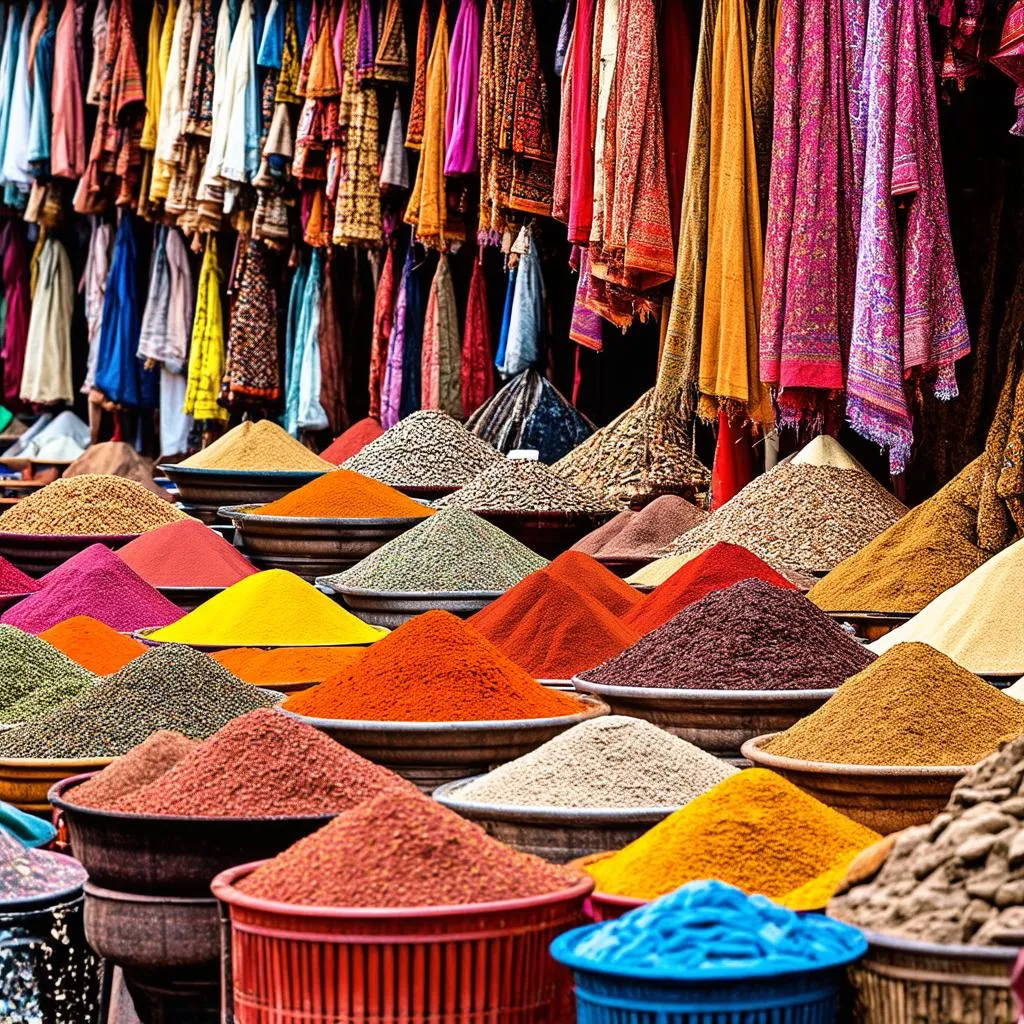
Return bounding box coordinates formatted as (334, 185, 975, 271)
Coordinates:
(0, 555, 42, 596)
(1, 544, 186, 634)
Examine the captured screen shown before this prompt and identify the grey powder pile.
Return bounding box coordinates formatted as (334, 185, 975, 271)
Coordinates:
(342, 411, 503, 488)
(0, 625, 97, 724)
(456, 716, 736, 809)
(0, 644, 275, 758)
(324, 508, 547, 592)
(661, 463, 907, 574)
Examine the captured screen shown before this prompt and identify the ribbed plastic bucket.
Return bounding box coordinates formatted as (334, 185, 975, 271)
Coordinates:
(212, 861, 594, 1024)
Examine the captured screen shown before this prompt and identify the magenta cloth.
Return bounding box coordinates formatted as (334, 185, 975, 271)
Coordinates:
(566, 0, 597, 241)
(334, 0, 347, 83)
(0, 222, 31, 405)
(443, 0, 481, 174)
(568, 247, 604, 352)
(1, 544, 186, 634)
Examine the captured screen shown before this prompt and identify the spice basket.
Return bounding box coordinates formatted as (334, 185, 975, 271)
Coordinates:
(282, 696, 610, 793)
(212, 861, 593, 1024)
(571, 677, 834, 760)
(155, 585, 227, 612)
(741, 734, 970, 834)
(221, 505, 427, 581)
(319, 582, 502, 628)
(826, 610, 914, 641)
(847, 929, 1019, 1023)
(50, 774, 334, 896)
(472, 510, 618, 560)
(433, 776, 675, 863)
(0, 532, 140, 577)
(0, 756, 114, 814)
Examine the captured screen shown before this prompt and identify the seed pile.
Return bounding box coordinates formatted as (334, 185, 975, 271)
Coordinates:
(342, 410, 503, 488)
(213, 646, 365, 685)
(766, 643, 1024, 766)
(830, 735, 1024, 944)
(0, 626, 97, 724)
(0, 475, 189, 535)
(0, 831, 88, 900)
(254, 469, 434, 519)
(320, 418, 384, 464)
(661, 463, 907, 574)
(544, 550, 642, 615)
(1, 544, 185, 634)
(437, 458, 618, 514)
(325, 508, 547, 592)
(581, 579, 874, 691)
(40, 617, 147, 675)
(0, 645, 276, 758)
(117, 519, 258, 587)
(0, 555, 40, 596)
(455, 717, 736, 809)
(236, 789, 581, 906)
(586, 495, 707, 560)
(180, 420, 333, 472)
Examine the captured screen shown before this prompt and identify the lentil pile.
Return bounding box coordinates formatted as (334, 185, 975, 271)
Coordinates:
(324, 508, 546, 592)
(0, 625, 97, 724)
(585, 769, 880, 901)
(1, 544, 185, 634)
(455, 717, 736, 809)
(580, 495, 707, 560)
(179, 420, 333, 472)
(283, 610, 585, 721)
(0, 645, 276, 758)
(320, 417, 384, 464)
(0, 475, 189, 535)
(342, 410, 503, 488)
(147, 569, 386, 647)
(236, 789, 581, 906)
(581, 579, 874, 691)
(254, 469, 434, 519)
(660, 463, 907, 574)
(830, 734, 1024, 944)
(213, 646, 365, 685)
(40, 617, 147, 674)
(0, 831, 87, 901)
(545, 550, 641, 615)
(0, 555, 40, 596)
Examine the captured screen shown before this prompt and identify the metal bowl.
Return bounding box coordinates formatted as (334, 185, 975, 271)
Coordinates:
(0, 532, 141, 577)
(825, 611, 914, 642)
(0, 756, 115, 814)
(470, 510, 618, 560)
(433, 776, 676, 863)
(319, 583, 502, 628)
(571, 677, 835, 761)
(155, 586, 227, 612)
(741, 734, 970, 834)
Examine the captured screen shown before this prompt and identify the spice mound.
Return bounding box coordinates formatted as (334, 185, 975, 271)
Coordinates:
(40, 616, 147, 675)
(624, 541, 799, 635)
(321, 418, 384, 464)
(544, 550, 641, 616)
(661, 463, 907, 574)
(283, 609, 586, 722)
(0, 831, 87, 901)
(0, 475, 189, 535)
(0, 644, 277, 758)
(64, 441, 170, 498)
(325, 507, 547, 593)
(0, 555, 40, 597)
(117, 519, 258, 588)
(868, 537, 1024, 675)
(765, 643, 1024, 766)
(146, 569, 387, 647)
(236, 788, 582, 907)
(253, 469, 434, 519)
(342, 410, 503, 488)
(575, 495, 707, 560)
(1, 544, 186, 634)
(438, 458, 618, 514)
(213, 646, 365, 685)
(581, 579, 874, 691)
(0, 625, 97, 724)
(179, 420, 333, 472)
(829, 734, 1024, 945)
(456, 717, 736, 809)
(584, 768, 880, 901)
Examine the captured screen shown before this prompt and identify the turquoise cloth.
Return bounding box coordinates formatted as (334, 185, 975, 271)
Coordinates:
(0, 799, 55, 848)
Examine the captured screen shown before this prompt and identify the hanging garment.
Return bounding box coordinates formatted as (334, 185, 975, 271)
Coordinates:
(149, 0, 189, 201)
(494, 264, 517, 371)
(2, 0, 37, 190)
(661, 0, 695, 242)
(0, 5, 19, 171)
(589, 0, 619, 249)
(27, 0, 58, 174)
(355, 0, 375, 81)
(219, 0, 259, 190)
(499, 231, 545, 377)
(461, 258, 494, 417)
(317, 252, 348, 433)
(20, 234, 73, 404)
(380, 93, 410, 189)
(555, 0, 575, 75)
(85, 0, 106, 103)
(295, 249, 329, 431)
(140, 0, 164, 154)
(0, 221, 31, 404)
(476, 0, 504, 240)
(374, 0, 408, 81)
(138, 227, 172, 363)
(49, 0, 84, 177)
(380, 252, 408, 429)
(399, 247, 426, 418)
(421, 254, 462, 416)
(405, 0, 431, 148)
(569, 247, 605, 351)
(80, 216, 111, 393)
(283, 259, 309, 433)
(185, 237, 230, 422)
(159, 227, 195, 456)
(444, 0, 480, 174)
(368, 246, 396, 420)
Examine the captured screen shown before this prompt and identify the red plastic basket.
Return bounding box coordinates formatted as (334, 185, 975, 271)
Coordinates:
(583, 890, 646, 923)
(212, 862, 594, 1024)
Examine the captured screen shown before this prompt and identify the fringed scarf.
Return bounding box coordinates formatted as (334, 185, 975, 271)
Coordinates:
(368, 246, 396, 419)
(421, 253, 462, 416)
(462, 258, 495, 416)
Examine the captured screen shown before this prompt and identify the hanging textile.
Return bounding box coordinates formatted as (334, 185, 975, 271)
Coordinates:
(380, 247, 408, 428)
(138, 225, 172, 362)
(27, 0, 58, 175)
(185, 236, 230, 421)
(661, 0, 695, 242)
(476, 0, 505, 240)
(495, 263, 517, 371)
(461, 257, 495, 416)
(149, 0, 189, 204)
(374, 0, 408, 81)
(80, 216, 112, 394)
(0, 4, 20, 182)
(20, 234, 73, 404)
(85, 0, 105, 103)
(555, 0, 575, 75)
(444, 0, 480, 175)
(421, 254, 462, 416)
(49, 0, 85, 178)
(283, 257, 309, 431)
(368, 245, 396, 420)
(1, 0, 37, 195)
(710, 408, 756, 508)
(0, 221, 31, 404)
(568, 247, 604, 351)
(317, 252, 348, 433)
(160, 228, 195, 456)
(398, 246, 426, 418)
(295, 249, 329, 431)
(380, 93, 410, 189)
(355, 0, 375, 81)
(405, 0, 431, 148)
(498, 228, 545, 376)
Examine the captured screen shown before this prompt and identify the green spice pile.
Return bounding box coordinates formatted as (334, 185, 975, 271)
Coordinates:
(0, 645, 276, 759)
(324, 508, 547, 592)
(0, 625, 97, 724)
(180, 420, 333, 472)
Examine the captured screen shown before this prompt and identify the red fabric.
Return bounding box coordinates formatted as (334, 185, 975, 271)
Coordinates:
(711, 409, 756, 510)
(368, 247, 396, 421)
(460, 260, 495, 417)
(1011, 949, 1024, 1022)
(0, 223, 30, 404)
(566, 0, 596, 241)
(660, 5, 695, 241)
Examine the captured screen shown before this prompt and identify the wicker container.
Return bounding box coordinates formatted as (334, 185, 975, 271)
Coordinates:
(320, 583, 501, 628)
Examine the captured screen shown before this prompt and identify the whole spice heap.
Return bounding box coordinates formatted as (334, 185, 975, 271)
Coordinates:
(1, 544, 185, 634)
(661, 463, 907, 574)
(765, 643, 1024, 766)
(572, 511, 633, 556)
(0, 625, 97, 724)
(320, 418, 384, 464)
(0, 645, 277, 758)
(624, 542, 799, 635)
(284, 610, 585, 722)
(830, 735, 1024, 944)
(236, 789, 582, 907)
(455, 717, 736, 809)
(575, 496, 707, 560)
(0, 475, 189, 536)
(213, 647, 365, 685)
(581, 579, 874, 691)
(438, 458, 618, 514)
(0, 831, 87, 901)
(117, 519, 258, 588)
(342, 410, 503, 488)
(544, 550, 641, 616)
(326, 508, 547, 593)
(253, 469, 435, 519)
(0, 555, 40, 597)
(585, 768, 880, 901)
(147, 569, 386, 647)
(179, 420, 333, 472)
(40, 617, 147, 675)
(468, 572, 640, 678)
(869, 538, 1024, 675)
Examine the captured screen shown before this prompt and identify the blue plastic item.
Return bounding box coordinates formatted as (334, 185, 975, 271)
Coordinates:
(0, 800, 56, 849)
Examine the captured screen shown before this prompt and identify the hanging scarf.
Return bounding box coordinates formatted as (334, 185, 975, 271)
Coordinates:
(405, 0, 431, 148)
(461, 257, 494, 417)
(50, 0, 85, 178)
(20, 234, 73, 404)
(138, 226, 172, 363)
(0, 221, 31, 404)
(499, 230, 545, 376)
(368, 246, 396, 420)
(355, 0, 375, 81)
(0, 5, 20, 174)
(295, 248, 329, 430)
(569, 247, 604, 351)
(421, 253, 462, 416)
(283, 259, 308, 431)
(555, 0, 575, 75)
(589, 0, 618, 249)
(381, 244, 413, 427)
(661, 0, 695, 242)
(399, 246, 426, 418)
(185, 236, 230, 421)
(80, 216, 111, 393)
(374, 0, 408, 81)
(476, 0, 500, 239)
(2, 0, 36, 191)
(495, 264, 517, 371)
(317, 252, 348, 433)
(380, 93, 410, 188)
(444, 0, 480, 174)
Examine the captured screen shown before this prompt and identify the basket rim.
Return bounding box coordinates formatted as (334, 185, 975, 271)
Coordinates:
(572, 676, 838, 703)
(0, 755, 116, 769)
(218, 505, 433, 527)
(316, 581, 506, 601)
(158, 465, 330, 479)
(859, 926, 1023, 961)
(0, 531, 142, 543)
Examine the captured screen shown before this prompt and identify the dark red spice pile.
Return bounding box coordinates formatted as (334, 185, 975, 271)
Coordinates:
(237, 789, 582, 907)
(0, 555, 41, 596)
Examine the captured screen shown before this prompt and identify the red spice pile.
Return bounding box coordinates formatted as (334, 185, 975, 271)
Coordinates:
(117, 519, 258, 588)
(0, 555, 41, 597)
(543, 551, 641, 616)
(320, 418, 384, 464)
(284, 610, 584, 722)
(237, 789, 581, 907)
(41, 616, 148, 674)
(624, 541, 798, 635)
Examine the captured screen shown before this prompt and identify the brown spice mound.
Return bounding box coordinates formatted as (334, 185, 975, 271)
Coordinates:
(595, 495, 706, 560)
(766, 643, 1024, 766)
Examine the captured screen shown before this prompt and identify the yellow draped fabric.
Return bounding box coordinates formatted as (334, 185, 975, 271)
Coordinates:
(185, 238, 229, 421)
(140, 0, 166, 151)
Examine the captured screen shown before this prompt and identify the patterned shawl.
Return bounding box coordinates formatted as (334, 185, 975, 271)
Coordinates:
(374, 0, 408, 81)
(421, 254, 462, 417)
(461, 258, 495, 416)
(405, 0, 431, 149)
(368, 246, 396, 419)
